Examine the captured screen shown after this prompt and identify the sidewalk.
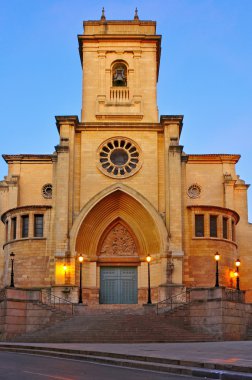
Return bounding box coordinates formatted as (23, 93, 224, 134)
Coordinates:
(0, 341, 252, 379)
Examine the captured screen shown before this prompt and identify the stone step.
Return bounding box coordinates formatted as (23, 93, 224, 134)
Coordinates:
(246, 328, 252, 340)
(13, 307, 216, 343)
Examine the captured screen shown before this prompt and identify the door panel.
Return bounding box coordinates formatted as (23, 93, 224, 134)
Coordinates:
(100, 267, 137, 304)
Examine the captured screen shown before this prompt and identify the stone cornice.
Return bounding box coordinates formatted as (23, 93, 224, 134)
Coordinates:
(55, 145, 69, 153)
(75, 117, 184, 132)
(160, 115, 184, 123)
(76, 122, 163, 132)
(83, 20, 157, 27)
(1, 205, 52, 223)
(169, 145, 184, 154)
(235, 183, 250, 190)
(2, 154, 54, 164)
(55, 115, 79, 132)
(187, 205, 240, 224)
(186, 154, 240, 164)
(79, 34, 161, 41)
(160, 115, 184, 136)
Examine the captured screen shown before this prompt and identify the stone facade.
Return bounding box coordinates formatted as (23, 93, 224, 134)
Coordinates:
(0, 13, 251, 304)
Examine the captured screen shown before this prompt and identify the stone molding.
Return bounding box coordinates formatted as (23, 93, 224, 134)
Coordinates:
(187, 154, 240, 164)
(55, 115, 79, 132)
(187, 204, 240, 224)
(55, 145, 69, 153)
(3, 237, 47, 249)
(191, 236, 238, 248)
(1, 205, 52, 223)
(2, 155, 54, 163)
(70, 183, 169, 258)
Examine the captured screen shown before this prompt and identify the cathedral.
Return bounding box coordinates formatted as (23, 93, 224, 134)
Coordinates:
(1, 11, 252, 305)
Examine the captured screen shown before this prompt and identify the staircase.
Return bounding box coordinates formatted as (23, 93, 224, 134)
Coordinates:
(13, 304, 216, 343)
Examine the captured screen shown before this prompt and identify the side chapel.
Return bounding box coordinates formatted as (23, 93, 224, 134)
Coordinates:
(1, 11, 252, 304)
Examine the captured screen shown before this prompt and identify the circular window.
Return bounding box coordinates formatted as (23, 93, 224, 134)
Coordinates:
(110, 149, 129, 166)
(97, 137, 142, 178)
(42, 183, 53, 199)
(187, 184, 201, 199)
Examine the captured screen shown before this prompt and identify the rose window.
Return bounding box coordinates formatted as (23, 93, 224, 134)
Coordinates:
(187, 184, 201, 199)
(42, 183, 53, 199)
(98, 138, 142, 178)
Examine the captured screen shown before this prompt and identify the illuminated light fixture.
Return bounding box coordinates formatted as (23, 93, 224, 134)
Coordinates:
(214, 252, 220, 287)
(235, 258, 241, 291)
(78, 254, 84, 303)
(146, 255, 152, 304)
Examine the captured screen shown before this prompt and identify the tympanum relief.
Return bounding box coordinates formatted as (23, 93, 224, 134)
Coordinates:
(100, 223, 137, 257)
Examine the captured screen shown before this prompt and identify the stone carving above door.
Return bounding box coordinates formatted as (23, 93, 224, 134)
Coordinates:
(100, 223, 137, 257)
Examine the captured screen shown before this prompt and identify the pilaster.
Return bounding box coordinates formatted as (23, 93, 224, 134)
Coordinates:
(54, 116, 79, 272)
(224, 173, 236, 210)
(161, 115, 184, 285)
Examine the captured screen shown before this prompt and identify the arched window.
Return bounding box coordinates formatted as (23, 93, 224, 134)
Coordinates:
(112, 62, 127, 87)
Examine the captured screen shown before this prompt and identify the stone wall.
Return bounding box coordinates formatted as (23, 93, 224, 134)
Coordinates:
(0, 288, 71, 341)
(188, 287, 252, 340)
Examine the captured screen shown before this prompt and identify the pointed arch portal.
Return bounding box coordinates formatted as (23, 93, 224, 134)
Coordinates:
(70, 186, 168, 304)
(73, 187, 166, 260)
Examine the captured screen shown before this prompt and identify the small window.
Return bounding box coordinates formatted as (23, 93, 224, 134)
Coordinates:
(210, 215, 217, 237)
(231, 220, 235, 242)
(195, 214, 204, 237)
(34, 214, 44, 237)
(21, 215, 29, 238)
(223, 217, 228, 239)
(11, 217, 17, 240)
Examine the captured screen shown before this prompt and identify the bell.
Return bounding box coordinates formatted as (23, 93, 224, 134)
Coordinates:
(113, 68, 126, 86)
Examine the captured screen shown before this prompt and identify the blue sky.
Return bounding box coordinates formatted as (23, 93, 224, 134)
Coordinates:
(0, 0, 251, 221)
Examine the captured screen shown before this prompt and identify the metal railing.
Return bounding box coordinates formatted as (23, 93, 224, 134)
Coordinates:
(156, 289, 191, 315)
(40, 289, 74, 315)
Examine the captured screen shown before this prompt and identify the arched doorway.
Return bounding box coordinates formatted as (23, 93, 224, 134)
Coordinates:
(71, 185, 169, 304)
(98, 220, 139, 304)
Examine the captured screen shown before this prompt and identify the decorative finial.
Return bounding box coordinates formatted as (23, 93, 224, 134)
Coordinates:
(134, 7, 139, 20)
(101, 7, 106, 21)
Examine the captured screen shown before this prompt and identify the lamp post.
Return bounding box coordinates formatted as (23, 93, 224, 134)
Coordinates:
(10, 252, 15, 288)
(235, 258, 241, 291)
(146, 254, 152, 304)
(78, 254, 84, 303)
(214, 252, 220, 287)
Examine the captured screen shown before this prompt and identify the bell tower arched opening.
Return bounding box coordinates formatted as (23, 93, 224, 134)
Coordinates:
(112, 61, 128, 87)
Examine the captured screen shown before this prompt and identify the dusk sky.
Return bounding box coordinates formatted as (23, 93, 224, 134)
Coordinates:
(1, 0, 251, 221)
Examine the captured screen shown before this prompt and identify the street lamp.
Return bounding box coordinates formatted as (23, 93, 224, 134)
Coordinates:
(78, 254, 84, 303)
(235, 258, 241, 291)
(10, 252, 15, 288)
(214, 252, 220, 287)
(146, 254, 152, 304)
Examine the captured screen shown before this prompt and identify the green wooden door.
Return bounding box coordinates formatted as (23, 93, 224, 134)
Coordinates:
(100, 267, 137, 304)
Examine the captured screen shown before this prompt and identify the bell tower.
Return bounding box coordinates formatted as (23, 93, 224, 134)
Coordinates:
(78, 9, 161, 123)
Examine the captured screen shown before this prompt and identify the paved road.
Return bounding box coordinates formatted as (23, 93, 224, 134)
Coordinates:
(0, 352, 206, 380)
